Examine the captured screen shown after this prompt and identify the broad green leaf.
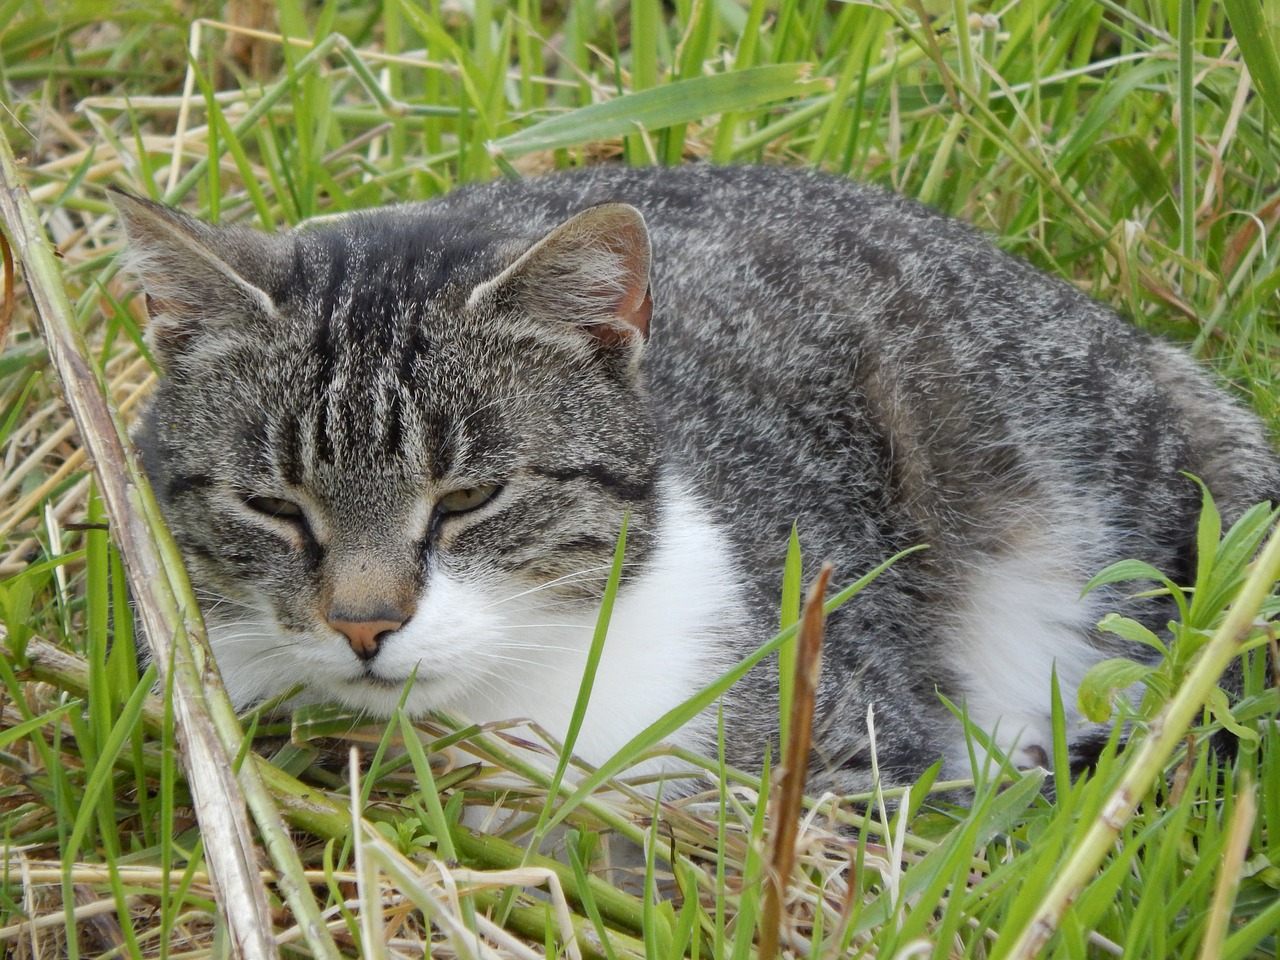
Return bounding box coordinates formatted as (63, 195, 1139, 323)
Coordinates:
(491, 64, 821, 157)
(1097, 612, 1168, 656)
(1215, 503, 1280, 582)
(1081, 559, 1173, 594)
(1078, 657, 1152, 722)
(1195, 502, 1280, 623)
(1190, 476, 1221, 598)
(1224, 895, 1280, 960)
(1205, 686, 1259, 743)
(0, 576, 34, 656)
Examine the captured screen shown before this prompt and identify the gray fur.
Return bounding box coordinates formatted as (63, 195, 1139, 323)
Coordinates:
(115, 165, 1279, 793)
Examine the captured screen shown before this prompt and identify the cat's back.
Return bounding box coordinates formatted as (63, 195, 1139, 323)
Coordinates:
(432, 165, 1274, 573)
(430, 164, 1161, 422)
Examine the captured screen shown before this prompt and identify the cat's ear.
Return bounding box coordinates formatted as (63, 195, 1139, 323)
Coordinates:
(467, 202, 652, 349)
(110, 189, 279, 369)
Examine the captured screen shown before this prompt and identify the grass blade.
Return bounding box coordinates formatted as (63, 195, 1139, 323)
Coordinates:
(1223, 0, 1280, 124)
(491, 64, 821, 157)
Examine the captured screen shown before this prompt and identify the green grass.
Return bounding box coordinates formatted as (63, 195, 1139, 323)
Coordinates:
(1, 0, 1279, 956)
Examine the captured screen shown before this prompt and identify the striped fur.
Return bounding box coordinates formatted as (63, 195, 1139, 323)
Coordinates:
(116, 166, 1278, 793)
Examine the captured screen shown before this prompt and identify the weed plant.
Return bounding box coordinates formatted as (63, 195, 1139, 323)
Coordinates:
(0, 0, 1278, 957)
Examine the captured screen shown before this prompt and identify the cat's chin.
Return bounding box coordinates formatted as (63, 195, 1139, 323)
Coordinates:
(204, 622, 470, 717)
(323, 671, 468, 718)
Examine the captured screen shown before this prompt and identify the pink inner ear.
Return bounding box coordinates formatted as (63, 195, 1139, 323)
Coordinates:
(586, 285, 652, 347)
(474, 201, 653, 347)
(587, 214, 651, 342)
(630, 286, 653, 339)
(607, 229, 652, 339)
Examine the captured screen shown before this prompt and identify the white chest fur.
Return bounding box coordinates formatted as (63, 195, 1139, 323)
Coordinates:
(379, 484, 744, 768)
(944, 531, 1106, 775)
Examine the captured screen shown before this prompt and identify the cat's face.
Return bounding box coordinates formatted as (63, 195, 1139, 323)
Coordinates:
(115, 193, 658, 715)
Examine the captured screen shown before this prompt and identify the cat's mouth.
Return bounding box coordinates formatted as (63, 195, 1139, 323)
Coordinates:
(361, 673, 409, 687)
(354, 665, 435, 691)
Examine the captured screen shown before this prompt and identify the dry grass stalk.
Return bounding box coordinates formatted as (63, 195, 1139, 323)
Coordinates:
(0, 355, 152, 534)
(759, 562, 832, 959)
(0, 129, 281, 960)
(0, 849, 226, 954)
(1, 228, 13, 347)
(1196, 775, 1258, 960)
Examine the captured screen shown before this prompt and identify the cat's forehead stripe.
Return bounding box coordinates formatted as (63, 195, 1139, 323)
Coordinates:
(280, 415, 305, 486)
(293, 214, 502, 311)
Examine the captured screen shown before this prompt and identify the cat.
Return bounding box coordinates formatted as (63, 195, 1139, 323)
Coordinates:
(113, 164, 1279, 795)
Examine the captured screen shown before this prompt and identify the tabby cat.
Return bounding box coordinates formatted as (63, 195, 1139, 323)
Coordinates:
(113, 165, 1278, 793)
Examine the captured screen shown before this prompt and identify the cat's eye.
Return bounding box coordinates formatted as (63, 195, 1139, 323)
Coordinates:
(436, 484, 500, 516)
(245, 495, 306, 522)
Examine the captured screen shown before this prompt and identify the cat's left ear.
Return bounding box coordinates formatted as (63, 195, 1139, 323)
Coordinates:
(467, 202, 652, 350)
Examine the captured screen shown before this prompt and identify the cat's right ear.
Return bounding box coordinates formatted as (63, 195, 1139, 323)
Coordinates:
(110, 189, 278, 369)
(466, 202, 652, 363)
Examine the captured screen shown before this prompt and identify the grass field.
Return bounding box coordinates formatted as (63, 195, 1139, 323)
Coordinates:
(2, 0, 1280, 956)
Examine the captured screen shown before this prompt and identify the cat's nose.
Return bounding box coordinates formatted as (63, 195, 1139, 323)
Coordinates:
(326, 612, 408, 661)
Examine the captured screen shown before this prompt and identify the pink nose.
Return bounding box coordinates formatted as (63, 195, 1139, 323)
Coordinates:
(326, 615, 407, 660)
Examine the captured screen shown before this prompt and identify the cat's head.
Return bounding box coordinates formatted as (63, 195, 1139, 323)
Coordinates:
(113, 189, 659, 715)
